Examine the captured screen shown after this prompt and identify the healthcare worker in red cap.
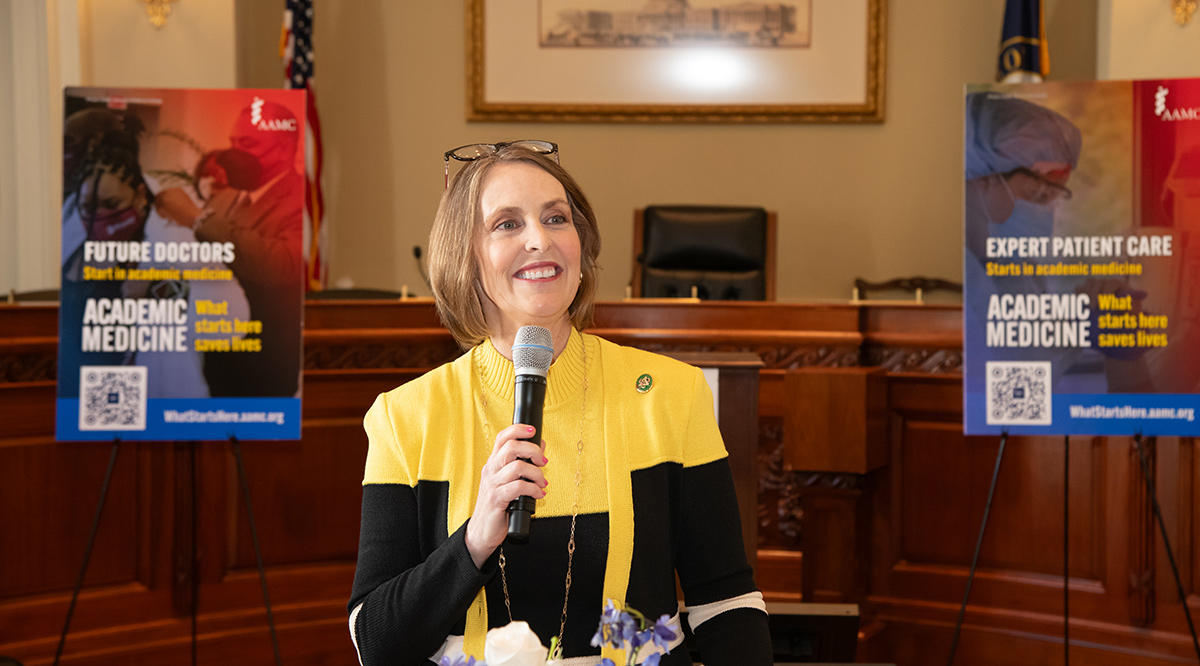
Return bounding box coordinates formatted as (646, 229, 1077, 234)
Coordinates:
(156, 97, 305, 398)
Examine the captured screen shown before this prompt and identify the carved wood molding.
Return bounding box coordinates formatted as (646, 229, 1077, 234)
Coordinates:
(2, 342, 866, 379)
(0, 352, 56, 383)
(1, 340, 957, 381)
(864, 345, 963, 374)
(795, 471, 869, 491)
(616, 341, 860, 370)
(758, 417, 802, 550)
(1129, 437, 1156, 627)
(304, 342, 462, 370)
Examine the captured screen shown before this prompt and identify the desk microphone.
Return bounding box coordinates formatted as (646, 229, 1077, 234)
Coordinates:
(413, 246, 431, 292)
(508, 325, 552, 541)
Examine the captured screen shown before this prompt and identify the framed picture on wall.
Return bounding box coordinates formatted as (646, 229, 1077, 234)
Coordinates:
(466, 0, 886, 123)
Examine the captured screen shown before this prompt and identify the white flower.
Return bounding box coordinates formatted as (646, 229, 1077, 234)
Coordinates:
(484, 621, 549, 666)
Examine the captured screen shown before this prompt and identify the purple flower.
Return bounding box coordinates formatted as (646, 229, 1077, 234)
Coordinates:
(601, 599, 622, 624)
(629, 629, 650, 650)
(617, 611, 638, 645)
(593, 600, 627, 649)
(591, 620, 616, 648)
(594, 600, 677, 665)
(651, 614, 677, 650)
(599, 660, 617, 666)
(438, 656, 478, 666)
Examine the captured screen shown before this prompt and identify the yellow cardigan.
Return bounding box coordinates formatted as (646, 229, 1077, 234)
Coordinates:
(361, 329, 731, 662)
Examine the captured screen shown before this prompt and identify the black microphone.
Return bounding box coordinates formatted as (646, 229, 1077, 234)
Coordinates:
(507, 325, 552, 541)
(413, 246, 432, 292)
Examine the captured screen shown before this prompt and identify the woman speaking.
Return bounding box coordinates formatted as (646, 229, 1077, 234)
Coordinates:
(348, 141, 771, 666)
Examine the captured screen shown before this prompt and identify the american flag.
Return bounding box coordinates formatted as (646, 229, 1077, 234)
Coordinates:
(282, 0, 327, 290)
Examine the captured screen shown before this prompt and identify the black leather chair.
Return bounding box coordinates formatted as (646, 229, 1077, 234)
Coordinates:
(632, 205, 776, 301)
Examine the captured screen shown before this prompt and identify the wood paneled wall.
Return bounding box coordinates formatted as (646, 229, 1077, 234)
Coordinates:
(1, 300, 1197, 666)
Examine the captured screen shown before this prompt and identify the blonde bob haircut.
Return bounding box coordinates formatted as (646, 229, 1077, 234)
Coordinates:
(428, 144, 601, 349)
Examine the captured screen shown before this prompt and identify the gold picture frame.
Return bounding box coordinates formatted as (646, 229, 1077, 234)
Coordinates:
(467, 0, 886, 124)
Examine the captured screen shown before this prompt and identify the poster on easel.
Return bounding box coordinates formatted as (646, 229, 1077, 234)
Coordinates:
(56, 87, 306, 441)
(964, 79, 1200, 436)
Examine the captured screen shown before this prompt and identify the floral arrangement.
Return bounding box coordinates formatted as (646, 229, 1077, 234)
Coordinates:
(438, 600, 678, 666)
(591, 600, 678, 666)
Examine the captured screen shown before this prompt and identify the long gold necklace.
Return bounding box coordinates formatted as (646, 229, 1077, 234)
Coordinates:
(477, 335, 587, 661)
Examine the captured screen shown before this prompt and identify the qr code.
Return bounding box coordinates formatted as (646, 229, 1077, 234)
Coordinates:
(986, 361, 1052, 425)
(79, 366, 147, 431)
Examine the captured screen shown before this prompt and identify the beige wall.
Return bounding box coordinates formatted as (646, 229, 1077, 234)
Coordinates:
(238, 0, 1092, 301)
(79, 0, 236, 88)
(39, 0, 1099, 301)
(1, 0, 60, 294)
(1098, 0, 1200, 80)
(0, 0, 237, 293)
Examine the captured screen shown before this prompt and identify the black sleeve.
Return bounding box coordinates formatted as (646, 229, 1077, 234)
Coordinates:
(348, 483, 498, 666)
(676, 459, 773, 666)
(691, 608, 773, 665)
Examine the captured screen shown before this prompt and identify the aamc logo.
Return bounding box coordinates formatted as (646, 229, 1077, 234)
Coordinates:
(249, 96, 298, 132)
(1155, 86, 1200, 121)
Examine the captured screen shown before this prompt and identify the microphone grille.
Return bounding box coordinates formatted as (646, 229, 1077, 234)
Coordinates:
(512, 325, 553, 376)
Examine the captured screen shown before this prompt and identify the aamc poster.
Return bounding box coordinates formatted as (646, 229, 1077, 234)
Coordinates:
(964, 79, 1200, 436)
(56, 87, 306, 441)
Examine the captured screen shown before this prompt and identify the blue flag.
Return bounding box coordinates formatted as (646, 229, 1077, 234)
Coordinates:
(998, 0, 1047, 82)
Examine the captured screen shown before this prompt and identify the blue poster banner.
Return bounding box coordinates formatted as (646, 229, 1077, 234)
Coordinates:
(964, 80, 1200, 436)
(57, 87, 306, 441)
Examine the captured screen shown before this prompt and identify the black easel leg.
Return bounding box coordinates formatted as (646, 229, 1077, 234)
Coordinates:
(231, 436, 283, 666)
(190, 441, 198, 666)
(54, 438, 121, 666)
(1131, 434, 1200, 662)
(947, 431, 1008, 666)
(1064, 434, 1070, 666)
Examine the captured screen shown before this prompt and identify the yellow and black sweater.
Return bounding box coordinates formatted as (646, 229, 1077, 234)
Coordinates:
(348, 330, 770, 665)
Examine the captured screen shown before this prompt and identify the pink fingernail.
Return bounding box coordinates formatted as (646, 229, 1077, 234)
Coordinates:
(542, 455, 549, 465)
(526, 426, 535, 433)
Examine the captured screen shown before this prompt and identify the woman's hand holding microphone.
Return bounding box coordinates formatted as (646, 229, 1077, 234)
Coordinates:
(465, 424, 548, 569)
